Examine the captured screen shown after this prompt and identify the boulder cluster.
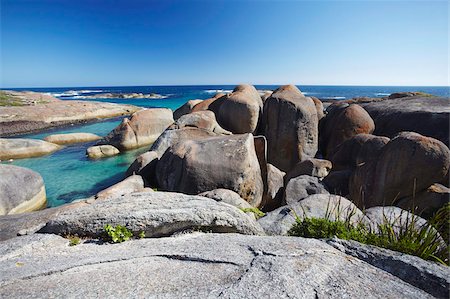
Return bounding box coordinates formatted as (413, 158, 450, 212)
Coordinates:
(0, 85, 449, 297)
(125, 84, 449, 223)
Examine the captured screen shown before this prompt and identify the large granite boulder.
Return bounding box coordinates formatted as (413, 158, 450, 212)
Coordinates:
(311, 96, 325, 120)
(216, 84, 263, 134)
(0, 164, 47, 215)
(262, 164, 285, 212)
(360, 96, 450, 146)
(0, 138, 60, 160)
(263, 85, 318, 172)
(98, 109, 174, 151)
(320, 104, 375, 157)
(0, 233, 440, 298)
(156, 134, 263, 207)
(39, 192, 264, 237)
(395, 184, 450, 219)
(198, 189, 254, 209)
(126, 151, 159, 185)
(169, 110, 231, 134)
(43, 133, 101, 145)
(94, 175, 147, 200)
(173, 99, 203, 120)
(86, 145, 120, 159)
(349, 132, 450, 209)
(191, 92, 225, 112)
(150, 127, 218, 158)
(323, 169, 352, 196)
(258, 194, 365, 236)
(328, 134, 389, 171)
(283, 175, 329, 206)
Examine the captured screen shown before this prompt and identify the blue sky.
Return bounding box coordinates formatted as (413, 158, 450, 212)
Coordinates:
(0, 0, 448, 87)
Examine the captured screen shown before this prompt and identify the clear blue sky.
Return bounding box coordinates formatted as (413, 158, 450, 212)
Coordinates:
(0, 0, 448, 87)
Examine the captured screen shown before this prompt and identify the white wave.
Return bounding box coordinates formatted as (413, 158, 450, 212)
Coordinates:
(322, 96, 346, 100)
(204, 89, 233, 94)
(375, 93, 390, 96)
(47, 89, 106, 97)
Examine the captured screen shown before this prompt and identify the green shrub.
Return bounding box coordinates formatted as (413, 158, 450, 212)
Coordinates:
(104, 224, 133, 243)
(288, 206, 449, 265)
(139, 231, 146, 239)
(240, 207, 265, 219)
(67, 236, 81, 246)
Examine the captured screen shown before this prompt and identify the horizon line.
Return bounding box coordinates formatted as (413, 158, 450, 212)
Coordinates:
(2, 83, 450, 89)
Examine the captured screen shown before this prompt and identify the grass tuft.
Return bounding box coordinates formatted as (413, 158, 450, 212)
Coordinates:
(288, 202, 449, 265)
(240, 207, 265, 219)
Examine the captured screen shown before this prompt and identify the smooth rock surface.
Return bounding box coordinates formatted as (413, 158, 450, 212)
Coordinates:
(170, 110, 231, 134)
(198, 189, 253, 209)
(262, 164, 285, 212)
(0, 233, 434, 298)
(0, 138, 60, 160)
(320, 104, 375, 157)
(39, 191, 264, 237)
(86, 145, 120, 159)
(263, 85, 318, 172)
(284, 158, 332, 182)
(150, 127, 218, 158)
(126, 151, 159, 184)
(94, 175, 146, 200)
(0, 164, 47, 215)
(173, 99, 203, 119)
(216, 84, 262, 134)
(327, 238, 449, 298)
(99, 108, 174, 151)
(43, 132, 101, 145)
(283, 175, 329, 205)
(360, 96, 450, 146)
(156, 134, 264, 207)
(350, 132, 450, 208)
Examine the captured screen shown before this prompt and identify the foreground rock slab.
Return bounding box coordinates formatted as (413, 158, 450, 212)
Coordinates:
(0, 164, 47, 215)
(0, 138, 60, 160)
(0, 233, 435, 298)
(39, 191, 264, 237)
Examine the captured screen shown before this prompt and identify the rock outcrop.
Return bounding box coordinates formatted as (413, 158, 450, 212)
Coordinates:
(169, 110, 231, 134)
(284, 158, 332, 182)
(94, 175, 146, 200)
(198, 189, 254, 209)
(0, 164, 47, 215)
(126, 151, 159, 184)
(98, 109, 174, 151)
(39, 192, 264, 237)
(216, 84, 263, 134)
(0, 138, 60, 160)
(156, 134, 264, 207)
(262, 164, 285, 211)
(283, 175, 329, 205)
(86, 145, 120, 159)
(349, 132, 450, 209)
(43, 132, 101, 145)
(263, 85, 319, 172)
(150, 127, 218, 158)
(173, 99, 203, 119)
(0, 91, 140, 136)
(360, 95, 450, 146)
(0, 233, 439, 298)
(320, 104, 375, 157)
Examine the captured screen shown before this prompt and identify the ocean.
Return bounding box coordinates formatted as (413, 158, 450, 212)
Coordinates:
(4, 85, 450, 207)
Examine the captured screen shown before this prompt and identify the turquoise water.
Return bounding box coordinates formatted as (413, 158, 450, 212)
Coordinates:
(2, 85, 449, 207)
(9, 119, 148, 207)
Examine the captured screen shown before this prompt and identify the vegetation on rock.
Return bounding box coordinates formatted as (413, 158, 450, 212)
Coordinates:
(289, 206, 449, 265)
(240, 207, 265, 219)
(104, 224, 133, 243)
